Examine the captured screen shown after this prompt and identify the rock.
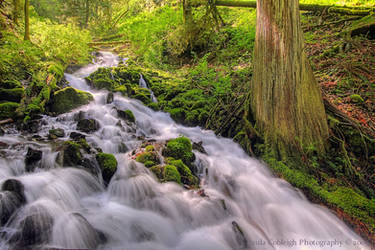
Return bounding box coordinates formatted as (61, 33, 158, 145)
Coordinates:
(62, 141, 83, 166)
(0, 191, 24, 226)
(164, 165, 181, 184)
(69, 131, 86, 141)
(163, 136, 195, 165)
(2, 179, 26, 204)
(25, 147, 42, 171)
(117, 109, 135, 123)
(22, 119, 40, 133)
(48, 128, 65, 139)
(106, 92, 114, 104)
(192, 141, 207, 154)
(0, 127, 4, 136)
(74, 111, 87, 122)
(50, 87, 93, 115)
(96, 153, 117, 183)
(0, 102, 20, 120)
(77, 118, 100, 133)
(0, 88, 25, 102)
(168, 159, 198, 187)
(135, 151, 160, 167)
(14, 205, 54, 247)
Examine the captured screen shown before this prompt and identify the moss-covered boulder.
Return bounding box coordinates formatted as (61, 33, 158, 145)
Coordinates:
(164, 165, 181, 184)
(169, 159, 198, 186)
(48, 128, 65, 139)
(0, 102, 20, 119)
(50, 87, 93, 115)
(163, 136, 195, 165)
(86, 68, 119, 91)
(96, 153, 117, 183)
(77, 118, 100, 133)
(62, 141, 83, 166)
(136, 151, 160, 166)
(117, 109, 135, 123)
(0, 88, 25, 102)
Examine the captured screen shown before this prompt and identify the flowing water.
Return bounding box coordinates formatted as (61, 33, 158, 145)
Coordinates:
(0, 52, 370, 250)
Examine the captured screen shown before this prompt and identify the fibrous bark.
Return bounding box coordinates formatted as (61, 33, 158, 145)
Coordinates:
(249, 0, 329, 157)
(24, 0, 30, 40)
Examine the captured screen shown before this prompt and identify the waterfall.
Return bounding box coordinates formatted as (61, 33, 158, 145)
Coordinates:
(0, 51, 369, 250)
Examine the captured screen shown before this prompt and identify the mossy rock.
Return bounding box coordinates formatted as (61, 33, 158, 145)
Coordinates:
(86, 68, 119, 91)
(145, 145, 155, 152)
(136, 151, 160, 166)
(349, 15, 375, 39)
(62, 141, 83, 166)
(0, 102, 20, 120)
(117, 109, 135, 123)
(163, 136, 195, 165)
(0, 88, 25, 102)
(170, 159, 198, 186)
(77, 118, 100, 133)
(96, 153, 118, 183)
(50, 87, 93, 115)
(48, 128, 65, 139)
(164, 165, 181, 184)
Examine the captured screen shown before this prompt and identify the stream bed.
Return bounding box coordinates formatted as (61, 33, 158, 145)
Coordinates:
(0, 52, 369, 250)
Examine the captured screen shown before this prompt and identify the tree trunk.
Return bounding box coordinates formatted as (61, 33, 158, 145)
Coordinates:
(248, 0, 329, 157)
(12, 0, 21, 25)
(24, 0, 30, 40)
(85, 0, 89, 28)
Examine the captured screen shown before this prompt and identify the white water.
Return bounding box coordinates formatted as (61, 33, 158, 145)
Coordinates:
(0, 51, 370, 250)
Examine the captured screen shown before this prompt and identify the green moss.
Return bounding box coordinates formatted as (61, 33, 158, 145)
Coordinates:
(349, 94, 364, 103)
(163, 136, 194, 165)
(145, 145, 155, 152)
(136, 152, 159, 166)
(47, 63, 64, 80)
(150, 165, 164, 180)
(144, 160, 156, 168)
(164, 165, 181, 184)
(50, 87, 93, 114)
(96, 153, 118, 183)
(0, 102, 20, 119)
(118, 109, 135, 123)
(170, 159, 198, 186)
(86, 68, 119, 91)
(0, 88, 25, 102)
(63, 140, 83, 166)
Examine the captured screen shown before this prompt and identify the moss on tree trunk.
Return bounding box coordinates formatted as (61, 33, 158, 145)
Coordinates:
(249, 0, 329, 158)
(24, 0, 30, 40)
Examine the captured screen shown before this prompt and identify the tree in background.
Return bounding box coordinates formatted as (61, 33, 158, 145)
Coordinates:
(24, 0, 30, 40)
(248, 0, 329, 158)
(12, 0, 21, 25)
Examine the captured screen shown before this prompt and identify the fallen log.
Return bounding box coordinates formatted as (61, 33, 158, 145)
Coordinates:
(191, 0, 374, 16)
(88, 40, 130, 47)
(0, 118, 13, 125)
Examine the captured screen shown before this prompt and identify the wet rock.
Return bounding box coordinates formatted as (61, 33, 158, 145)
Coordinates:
(96, 153, 118, 183)
(22, 119, 40, 133)
(62, 141, 83, 166)
(2, 179, 26, 204)
(69, 131, 86, 141)
(14, 206, 54, 247)
(192, 141, 207, 154)
(0, 191, 24, 226)
(117, 109, 135, 123)
(25, 147, 42, 171)
(106, 92, 114, 104)
(232, 221, 248, 249)
(81, 157, 101, 177)
(48, 128, 65, 139)
(77, 118, 100, 133)
(0, 127, 4, 136)
(163, 136, 195, 165)
(50, 87, 93, 115)
(73, 111, 87, 122)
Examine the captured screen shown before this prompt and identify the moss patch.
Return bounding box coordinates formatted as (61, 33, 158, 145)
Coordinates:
(163, 136, 195, 165)
(0, 88, 25, 102)
(0, 102, 20, 119)
(117, 109, 135, 123)
(164, 165, 181, 184)
(50, 87, 93, 115)
(96, 153, 118, 183)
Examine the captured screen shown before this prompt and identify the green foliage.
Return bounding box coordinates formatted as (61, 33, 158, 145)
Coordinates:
(169, 159, 198, 186)
(96, 152, 118, 183)
(136, 151, 159, 166)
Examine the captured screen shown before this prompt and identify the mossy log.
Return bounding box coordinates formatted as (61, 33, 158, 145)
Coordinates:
(191, 0, 374, 16)
(87, 40, 130, 47)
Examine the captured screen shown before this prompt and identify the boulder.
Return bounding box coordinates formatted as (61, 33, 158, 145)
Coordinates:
(0, 191, 24, 226)
(50, 87, 93, 115)
(25, 147, 42, 171)
(62, 141, 83, 166)
(96, 153, 117, 183)
(2, 179, 26, 203)
(48, 128, 65, 139)
(162, 136, 195, 165)
(106, 92, 114, 104)
(69, 131, 86, 140)
(77, 118, 100, 133)
(117, 109, 135, 123)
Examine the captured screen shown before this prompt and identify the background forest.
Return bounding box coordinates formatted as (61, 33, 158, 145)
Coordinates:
(1, 0, 375, 246)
